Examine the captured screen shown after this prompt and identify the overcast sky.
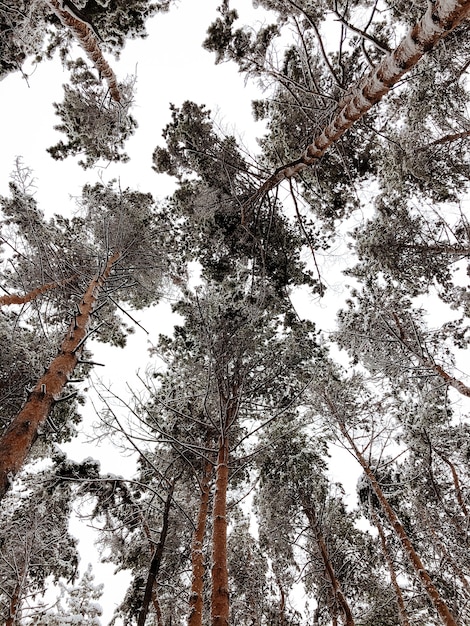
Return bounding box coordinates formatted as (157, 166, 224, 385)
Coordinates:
(1, 0, 268, 209)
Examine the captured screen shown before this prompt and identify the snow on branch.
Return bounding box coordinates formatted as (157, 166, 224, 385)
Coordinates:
(254, 0, 470, 199)
(47, 0, 122, 102)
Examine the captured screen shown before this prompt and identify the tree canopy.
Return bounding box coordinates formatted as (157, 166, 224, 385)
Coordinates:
(1, 0, 470, 624)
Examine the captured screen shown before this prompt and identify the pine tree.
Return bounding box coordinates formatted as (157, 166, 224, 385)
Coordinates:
(0, 175, 167, 499)
(27, 564, 104, 625)
(0, 465, 79, 625)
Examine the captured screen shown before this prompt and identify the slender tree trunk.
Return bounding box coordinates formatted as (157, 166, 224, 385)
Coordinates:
(255, 0, 470, 196)
(211, 435, 230, 626)
(419, 502, 470, 598)
(422, 128, 470, 149)
(188, 460, 213, 626)
(276, 577, 286, 626)
(302, 498, 355, 626)
(0, 252, 120, 501)
(0, 276, 76, 306)
(47, 0, 121, 102)
(370, 507, 410, 626)
(5, 558, 28, 626)
(137, 482, 174, 626)
(434, 449, 469, 518)
(390, 312, 470, 398)
(335, 417, 458, 626)
(6, 581, 21, 626)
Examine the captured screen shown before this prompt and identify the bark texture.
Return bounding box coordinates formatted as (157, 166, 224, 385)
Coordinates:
(210, 436, 230, 626)
(256, 0, 470, 197)
(0, 276, 76, 306)
(188, 460, 213, 626)
(0, 252, 120, 501)
(47, 0, 121, 102)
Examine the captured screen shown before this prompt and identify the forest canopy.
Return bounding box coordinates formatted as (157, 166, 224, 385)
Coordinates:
(1, 0, 470, 625)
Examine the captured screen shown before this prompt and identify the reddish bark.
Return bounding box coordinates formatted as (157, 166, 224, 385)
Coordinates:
(5, 557, 27, 626)
(423, 128, 470, 149)
(255, 0, 470, 197)
(419, 502, 470, 597)
(435, 450, 469, 518)
(334, 415, 458, 626)
(188, 460, 213, 626)
(6, 580, 21, 626)
(0, 276, 76, 307)
(0, 252, 120, 501)
(210, 435, 230, 626)
(47, 0, 121, 102)
(302, 498, 355, 626)
(277, 577, 286, 626)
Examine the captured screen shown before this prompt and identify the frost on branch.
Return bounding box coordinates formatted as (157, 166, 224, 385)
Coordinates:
(47, 59, 137, 169)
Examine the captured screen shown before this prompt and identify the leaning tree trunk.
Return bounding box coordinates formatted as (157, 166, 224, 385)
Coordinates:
(255, 0, 470, 197)
(0, 252, 120, 501)
(334, 415, 458, 626)
(137, 482, 174, 626)
(188, 460, 213, 626)
(0, 275, 76, 306)
(370, 507, 411, 626)
(47, 0, 121, 102)
(301, 497, 355, 626)
(210, 435, 230, 626)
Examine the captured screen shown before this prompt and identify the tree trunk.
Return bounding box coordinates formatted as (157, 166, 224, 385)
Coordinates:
(390, 312, 470, 399)
(276, 577, 286, 626)
(434, 449, 469, 519)
(6, 580, 21, 626)
(336, 417, 458, 626)
(0, 276, 76, 306)
(0, 252, 120, 501)
(137, 482, 174, 626)
(370, 507, 410, 626)
(302, 498, 355, 626)
(211, 435, 230, 626)
(5, 558, 28, 626)
(256, 0, 470, 196)
(188, 460, 213, 626)
(47, 0, 121, 102)
(420, 501, 470, 602)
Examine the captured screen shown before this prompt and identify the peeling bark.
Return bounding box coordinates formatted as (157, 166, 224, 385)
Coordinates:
(0, 252, 120, 501)
(255, 0, 470, 197)
(47, 0, 121, 102)
(188, 460, 213, 626)
(210, 435, 230, 626)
